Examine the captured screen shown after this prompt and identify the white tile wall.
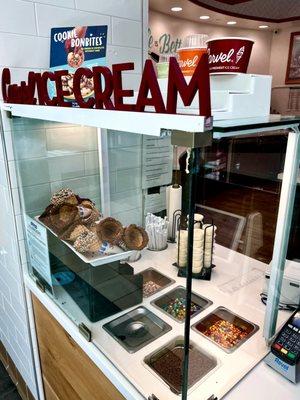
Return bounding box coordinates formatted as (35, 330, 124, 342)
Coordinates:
(107, 130, 143, 224)
(0, 33, 49, 69)
(75, 0, 142, 21)
(0, 2, 147, 399)
(0, 0, 37, 35)
(35, 4, 112, 40)
(112, 18, 142, 48)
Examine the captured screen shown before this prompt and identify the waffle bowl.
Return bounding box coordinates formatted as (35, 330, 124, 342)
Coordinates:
(96, 217, 124, 244)
(123, 224, 149, 250)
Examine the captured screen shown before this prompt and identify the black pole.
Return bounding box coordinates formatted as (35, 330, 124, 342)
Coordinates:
(181, 148, 200, 399)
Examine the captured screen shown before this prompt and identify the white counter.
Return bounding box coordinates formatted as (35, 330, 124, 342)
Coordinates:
(25, 244, 300, 400)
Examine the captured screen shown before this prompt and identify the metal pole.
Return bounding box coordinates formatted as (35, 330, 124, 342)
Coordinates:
(182, 148, 200, 400)
(264, 127, 300, 342)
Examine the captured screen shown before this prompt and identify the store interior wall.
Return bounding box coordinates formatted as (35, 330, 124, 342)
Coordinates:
(269, 26, 300, 87)
(149, 10, 300, 114)
(0, 0, 147, 398)
(269, 25, 300, 114)
(149, 10, 273, 75)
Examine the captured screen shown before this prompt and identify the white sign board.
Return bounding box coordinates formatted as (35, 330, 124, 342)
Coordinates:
(25, 215, 52, 286)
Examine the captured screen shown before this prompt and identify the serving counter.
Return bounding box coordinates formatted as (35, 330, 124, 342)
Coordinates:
(25, 244, 299, 400)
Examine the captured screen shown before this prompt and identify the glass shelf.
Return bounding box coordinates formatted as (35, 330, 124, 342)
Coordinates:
(213, 115, 300, 138)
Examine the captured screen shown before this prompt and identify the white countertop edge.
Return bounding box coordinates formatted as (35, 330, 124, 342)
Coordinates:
(24, 274, 145, 400)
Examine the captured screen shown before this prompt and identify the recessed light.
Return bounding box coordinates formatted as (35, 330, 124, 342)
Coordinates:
(259, 25, 269, 29)
(171, 6, 183, 12)
(227, 21, 237, 25)
(200, 15, 210, 20)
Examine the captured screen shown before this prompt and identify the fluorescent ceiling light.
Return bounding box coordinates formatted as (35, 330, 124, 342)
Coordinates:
(259, 25, 269, 29)
(227, 21, 237, 25)
(200, 15, 210, 20)
(171, 7, 183, 12)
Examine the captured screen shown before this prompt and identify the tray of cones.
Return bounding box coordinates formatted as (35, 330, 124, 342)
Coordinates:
(35, 217, 135, 267)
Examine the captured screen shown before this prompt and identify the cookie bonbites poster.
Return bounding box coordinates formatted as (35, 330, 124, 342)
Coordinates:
(50, 25, 108, 105)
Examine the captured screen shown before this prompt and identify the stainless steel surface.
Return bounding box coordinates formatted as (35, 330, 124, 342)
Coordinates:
(151, 286, 212, 323)
(137, 268, 175, 298)
(103, 306, 172, 353)
(193, 306, 259, 353)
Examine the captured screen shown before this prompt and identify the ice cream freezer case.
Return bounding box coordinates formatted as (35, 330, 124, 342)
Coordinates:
(3, 108, 300, 400)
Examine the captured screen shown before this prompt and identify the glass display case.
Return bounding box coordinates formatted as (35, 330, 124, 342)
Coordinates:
(3, 104, 300, 400)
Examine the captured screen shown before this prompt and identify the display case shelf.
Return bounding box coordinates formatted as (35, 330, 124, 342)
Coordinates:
(2, 103, 210, 136)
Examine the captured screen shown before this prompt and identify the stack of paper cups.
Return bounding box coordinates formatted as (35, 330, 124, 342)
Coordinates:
(192, 229, 204, 273)
(187, 213, 204, 229)
(178, 230, 188, 267)
(177, 229, 205, 273)
(167, 185, 182, 239)
(203, 224, 217, 267)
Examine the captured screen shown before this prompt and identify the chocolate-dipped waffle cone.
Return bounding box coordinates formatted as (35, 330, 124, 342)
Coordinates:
(51, 188, 78, 207)
(96, 217, 123, 244)
(123, 224, 149, 250)
(73, 231, 101, 254)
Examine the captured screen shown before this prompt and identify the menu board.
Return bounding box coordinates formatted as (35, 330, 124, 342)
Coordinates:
(142, 136, 173, 189)
(49, 25, 108, 106)
(25, 215, 52, 287)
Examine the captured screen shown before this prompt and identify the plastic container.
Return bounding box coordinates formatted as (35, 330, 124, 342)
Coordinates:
(206, 37, 254, 74)
(157, 54, 177, 79)
(177, 34, 208, 76)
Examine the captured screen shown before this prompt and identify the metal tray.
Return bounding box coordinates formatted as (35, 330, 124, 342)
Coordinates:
(192, 306, 259, 353)
(103, 306, 172, 353)
(151, 286, 212, 323)
(144, 336, 217, 394)
(136, 268, 175, 298)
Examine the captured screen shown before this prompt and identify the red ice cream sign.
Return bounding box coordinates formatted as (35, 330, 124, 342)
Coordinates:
(207, 37, 254, 73)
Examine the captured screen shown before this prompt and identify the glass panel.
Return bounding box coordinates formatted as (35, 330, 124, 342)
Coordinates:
(10, 117, 104, 328)
(286, 160, 300, 262)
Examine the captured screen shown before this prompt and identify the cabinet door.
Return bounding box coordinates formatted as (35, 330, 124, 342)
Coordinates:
(32, 295, 125, 400)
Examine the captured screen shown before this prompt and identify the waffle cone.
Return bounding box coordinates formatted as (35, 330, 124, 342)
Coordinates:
(61, 224, 90, 242)
(96, 217, 123, 244)
(48, 204, 80, 234)
(73, 231, 101, 254)
(123, 224, 148, 250)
